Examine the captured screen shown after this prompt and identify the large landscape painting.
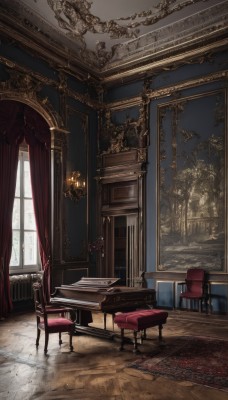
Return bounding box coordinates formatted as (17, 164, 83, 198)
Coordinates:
(158, 90, 225, 272)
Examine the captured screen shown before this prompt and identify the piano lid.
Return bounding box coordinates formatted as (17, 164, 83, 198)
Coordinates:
(70, 277, 121, 289)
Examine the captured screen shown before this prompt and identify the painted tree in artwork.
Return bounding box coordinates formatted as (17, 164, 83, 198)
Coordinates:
(159, 91, 225, 271)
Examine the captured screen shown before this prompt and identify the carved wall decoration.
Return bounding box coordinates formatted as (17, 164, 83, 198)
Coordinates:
(157, 90, 226, 273)
(99, 99, 149, 156)
(0, 51, 99, 110)
(0, 69, 65, 130)
(1, 0, 226, 81)
(47, 0, 211, 68)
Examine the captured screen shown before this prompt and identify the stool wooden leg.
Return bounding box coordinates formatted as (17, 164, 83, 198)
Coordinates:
(133, 330, 140, 353)
(140, 329, 146, 344)
(119, 328, 124, 351)
(158, 324, 163, 342)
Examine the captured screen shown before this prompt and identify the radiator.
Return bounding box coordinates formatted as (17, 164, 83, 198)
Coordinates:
(10, 273, 43, 302)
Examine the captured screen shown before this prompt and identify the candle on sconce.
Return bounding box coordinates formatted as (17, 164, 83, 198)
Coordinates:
(64, 170, 87, 202)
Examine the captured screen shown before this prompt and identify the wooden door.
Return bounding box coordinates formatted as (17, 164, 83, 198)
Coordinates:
(101, 214, 138, 286)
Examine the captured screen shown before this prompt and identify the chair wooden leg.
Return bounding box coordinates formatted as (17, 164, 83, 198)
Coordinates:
(36, 328, 40, 348)
(69, 333, 73, 352)
(179, 297, 182, 309)
(44, 332, 49, 354)
(205, 298, 209, 314)
(59, 332, 62, 345)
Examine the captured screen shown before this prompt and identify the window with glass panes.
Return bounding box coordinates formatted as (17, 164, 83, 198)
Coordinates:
(10, 150, 40, 273)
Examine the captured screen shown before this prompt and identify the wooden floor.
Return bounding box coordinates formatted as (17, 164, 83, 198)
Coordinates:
(0, 309, 228, 400)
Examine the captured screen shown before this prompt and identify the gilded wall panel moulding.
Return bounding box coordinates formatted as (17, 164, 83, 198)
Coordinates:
(104, 69, 227, 114)
(146, 70, 228, 100)
(0, 54, 101, 109)
(52, 149, 63, 263)
(137, 148, 147, 164)
(0, 56, 15, 69)
(107, 97, 142, 111)
(67, 88, 100, 110)
(50, 127, 68, 151)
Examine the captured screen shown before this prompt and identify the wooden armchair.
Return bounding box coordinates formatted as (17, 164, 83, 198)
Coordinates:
(32, 282, 74, 354)
(179, 268, 208, 312)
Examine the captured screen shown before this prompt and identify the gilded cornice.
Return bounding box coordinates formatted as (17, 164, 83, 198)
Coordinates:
(0, 6, 99, 83)
(105, 2, 228, 70)
(102, 38, 228, 85)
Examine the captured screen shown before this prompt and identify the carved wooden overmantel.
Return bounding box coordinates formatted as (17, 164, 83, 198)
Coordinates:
(95, 91, 149, 287)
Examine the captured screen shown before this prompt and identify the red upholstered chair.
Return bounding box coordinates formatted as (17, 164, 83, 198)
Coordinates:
(33, 282, 74, 354)
(179, 268, 207, 312)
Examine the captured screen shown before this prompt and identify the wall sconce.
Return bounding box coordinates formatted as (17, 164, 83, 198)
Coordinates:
(64, 171, 86, 202)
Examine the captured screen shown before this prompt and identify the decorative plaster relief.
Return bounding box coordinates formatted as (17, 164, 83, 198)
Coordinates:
(110, 3, 228, 65)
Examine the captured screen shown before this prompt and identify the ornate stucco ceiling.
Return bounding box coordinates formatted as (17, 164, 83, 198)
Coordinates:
(0, 0, 227, 84)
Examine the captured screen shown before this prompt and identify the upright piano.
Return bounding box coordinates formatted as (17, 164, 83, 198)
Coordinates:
(50, 277, 156, 338)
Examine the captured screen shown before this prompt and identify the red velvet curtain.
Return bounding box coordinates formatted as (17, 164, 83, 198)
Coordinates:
(0, 101, 51, 318)
(0, 102, 24, 318)
(25, 107, 51, 304)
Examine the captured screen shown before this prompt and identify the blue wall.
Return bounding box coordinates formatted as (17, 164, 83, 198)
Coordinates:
(103, 49, 228, 314)
(0, 39, 98, 282)
(1, 38, 227, 312)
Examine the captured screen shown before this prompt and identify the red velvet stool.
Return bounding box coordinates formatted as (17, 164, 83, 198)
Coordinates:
(114, 309, 168, 353)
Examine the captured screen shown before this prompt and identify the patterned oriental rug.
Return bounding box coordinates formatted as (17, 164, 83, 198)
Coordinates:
(129, 336, 228, 392)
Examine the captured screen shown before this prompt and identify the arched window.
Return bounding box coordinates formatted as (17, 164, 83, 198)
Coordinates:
(0, 100, 51, 318)
(10, 148, 40, 273)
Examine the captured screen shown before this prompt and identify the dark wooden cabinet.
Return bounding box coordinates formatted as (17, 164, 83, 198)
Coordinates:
(96, 149, 146, 287)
